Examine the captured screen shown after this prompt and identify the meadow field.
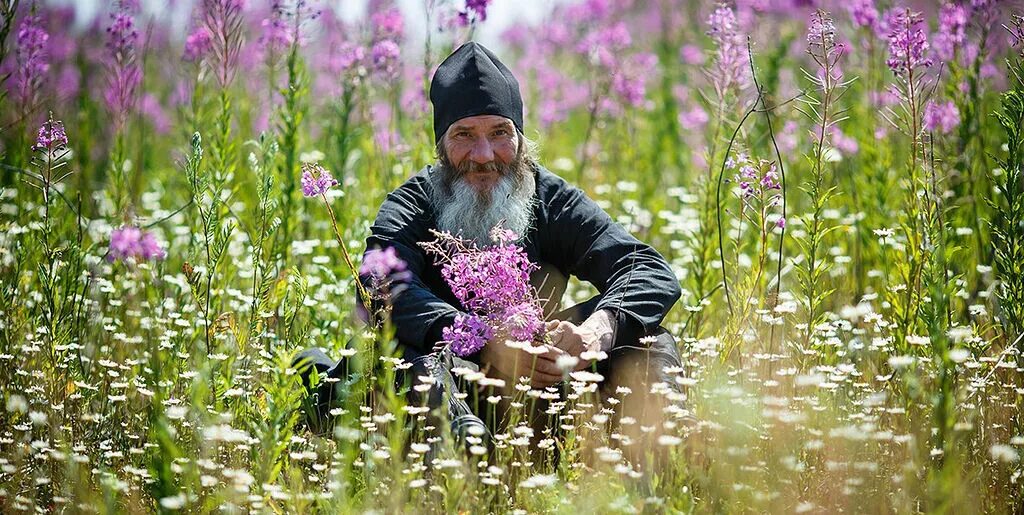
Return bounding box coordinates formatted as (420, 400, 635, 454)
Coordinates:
(1, 0, 1023, 512)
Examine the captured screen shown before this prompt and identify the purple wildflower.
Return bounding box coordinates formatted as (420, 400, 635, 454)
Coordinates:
(443, 313, 493, 357)
(300, 163, 338, 197)
(13, 15, 49, 110)
(679, 106, 709, 128)
(332, 41, 366, 72)
(612, 52, 655, 108)
(760, 166, 781, 191)
(732, 155, 780, 199)
(183, 27, 213, 62)
(933, 3, 967, 62)
(32, 117, 68, 152)
(489, 226, 519, 245)
(259, 1, 292, 55)
(730, 155, 785, 232)
(442, 242, 537, 315)
(202, 0, 246, 88)
(360, 246, 410, 302)
(104, 6, 142, 129)
(370, 39, 401, 80)
(706, 5, 748, 95)
(832, 126, 859, 155)
(924, 100, 960, 134)
(360, 247, 408, 280)
(139, 231, 166, 259)
(422, 228, 547, 352)
(371, 8, 404, 42)
(679, 44, 704, 65)
(806, 9, 836, 48)
(458, 0, 492, 26)
(500, 302, 545, 342)
(1009, 14, 1024, 49)
(776, 217, 786, 229)
(885, 9, 932, 75)
(108, 226, 167, 262)
(847, 0, 879, 31)
(576, 22, 631, 67)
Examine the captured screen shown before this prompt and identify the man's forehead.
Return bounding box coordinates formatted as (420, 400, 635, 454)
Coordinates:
(449, 115, 515, 131)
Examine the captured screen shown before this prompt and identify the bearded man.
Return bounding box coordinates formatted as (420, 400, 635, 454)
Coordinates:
(298, 42, 689, 449)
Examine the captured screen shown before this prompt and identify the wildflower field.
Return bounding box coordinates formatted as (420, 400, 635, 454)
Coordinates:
(3, 0, 1024, 512)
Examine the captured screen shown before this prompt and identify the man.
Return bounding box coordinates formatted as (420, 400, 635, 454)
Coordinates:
(299, 42, 688, 449)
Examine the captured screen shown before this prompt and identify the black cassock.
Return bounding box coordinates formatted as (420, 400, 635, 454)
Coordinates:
(361, 164, 682, 360)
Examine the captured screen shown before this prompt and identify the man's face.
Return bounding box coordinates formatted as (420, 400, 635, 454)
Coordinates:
(441, 115, 519, 194)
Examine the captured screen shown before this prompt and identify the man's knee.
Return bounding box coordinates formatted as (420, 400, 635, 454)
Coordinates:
(293, 347, 336, 389)
(293, 347, 345, 435)
(598, 327, 690, 427)
(605, 327, 681, 384)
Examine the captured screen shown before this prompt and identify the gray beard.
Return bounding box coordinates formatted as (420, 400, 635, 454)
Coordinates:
(428, 164, 537, 247)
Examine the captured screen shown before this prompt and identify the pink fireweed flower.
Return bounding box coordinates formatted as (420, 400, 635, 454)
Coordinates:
(575, 22, 631, 67)
(933, 3, 967, 62)
(421, 227, 547, 356)
(300, 163, 338, 197)
(729, 154, 784, 234)
(370, 39, 401, 80)
(371, 8, 404, 42)
(885, 9, 931, 75)
(706, 5, 749, 94)
(202, 0, 246, 88)
(680, 44, 704, 65)
(32, 118, 68, 152)
(104, 5, 142, 130)
(831, 126, 859, 155)
(489, 226, 519, 245)
(259, 1, 292, 55)
(13, 15, 49, 109)
(360, 246, 407, 280)
(1008, 14, 1024, 49)
(258, 0, 323, 54)
(360, 246, 411, 305)
(847, 0, 879, 31)
(760, 167, 781, 191)
(108, 226, 166, 262)
(458, 0, 492, 26)
(183, 27, 213, 62)
(612, 52, 656, 108)
(444, 313, 493, 357)
(442, 240, 537, 314)
(500, 302, 546, 342)
(730, 154, 780, 198)
(806, 9, 836, 48)
(924, 100, 960, 134)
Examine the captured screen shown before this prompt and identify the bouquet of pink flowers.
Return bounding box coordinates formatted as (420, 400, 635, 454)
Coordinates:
(419, 226, 546, 357)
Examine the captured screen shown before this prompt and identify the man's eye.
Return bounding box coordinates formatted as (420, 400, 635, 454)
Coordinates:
(492, 129, 509, 137)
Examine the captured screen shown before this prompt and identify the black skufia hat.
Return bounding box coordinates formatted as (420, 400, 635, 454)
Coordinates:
(429, 41, 524, 144)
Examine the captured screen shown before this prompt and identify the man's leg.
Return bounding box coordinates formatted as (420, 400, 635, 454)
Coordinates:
(396, 345, 491, 449)
(596, 327, 693, 471)
(293, 347, 351, 435)
(294, 344, 491, 449)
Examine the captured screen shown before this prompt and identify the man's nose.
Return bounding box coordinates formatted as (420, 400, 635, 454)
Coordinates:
(468, 137, 495, 164)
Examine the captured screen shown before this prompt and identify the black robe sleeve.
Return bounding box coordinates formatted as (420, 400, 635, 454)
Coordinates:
(540, 177, 681, 347)
(361, 171, 462, 354)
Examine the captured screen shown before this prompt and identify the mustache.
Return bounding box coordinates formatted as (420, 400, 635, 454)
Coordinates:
(442, 157, 523, 196)
(454, 159, 507, 176)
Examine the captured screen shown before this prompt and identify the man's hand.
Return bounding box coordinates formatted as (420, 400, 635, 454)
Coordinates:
(478, 330, 566, 389)
(546, 309, 616, 371)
